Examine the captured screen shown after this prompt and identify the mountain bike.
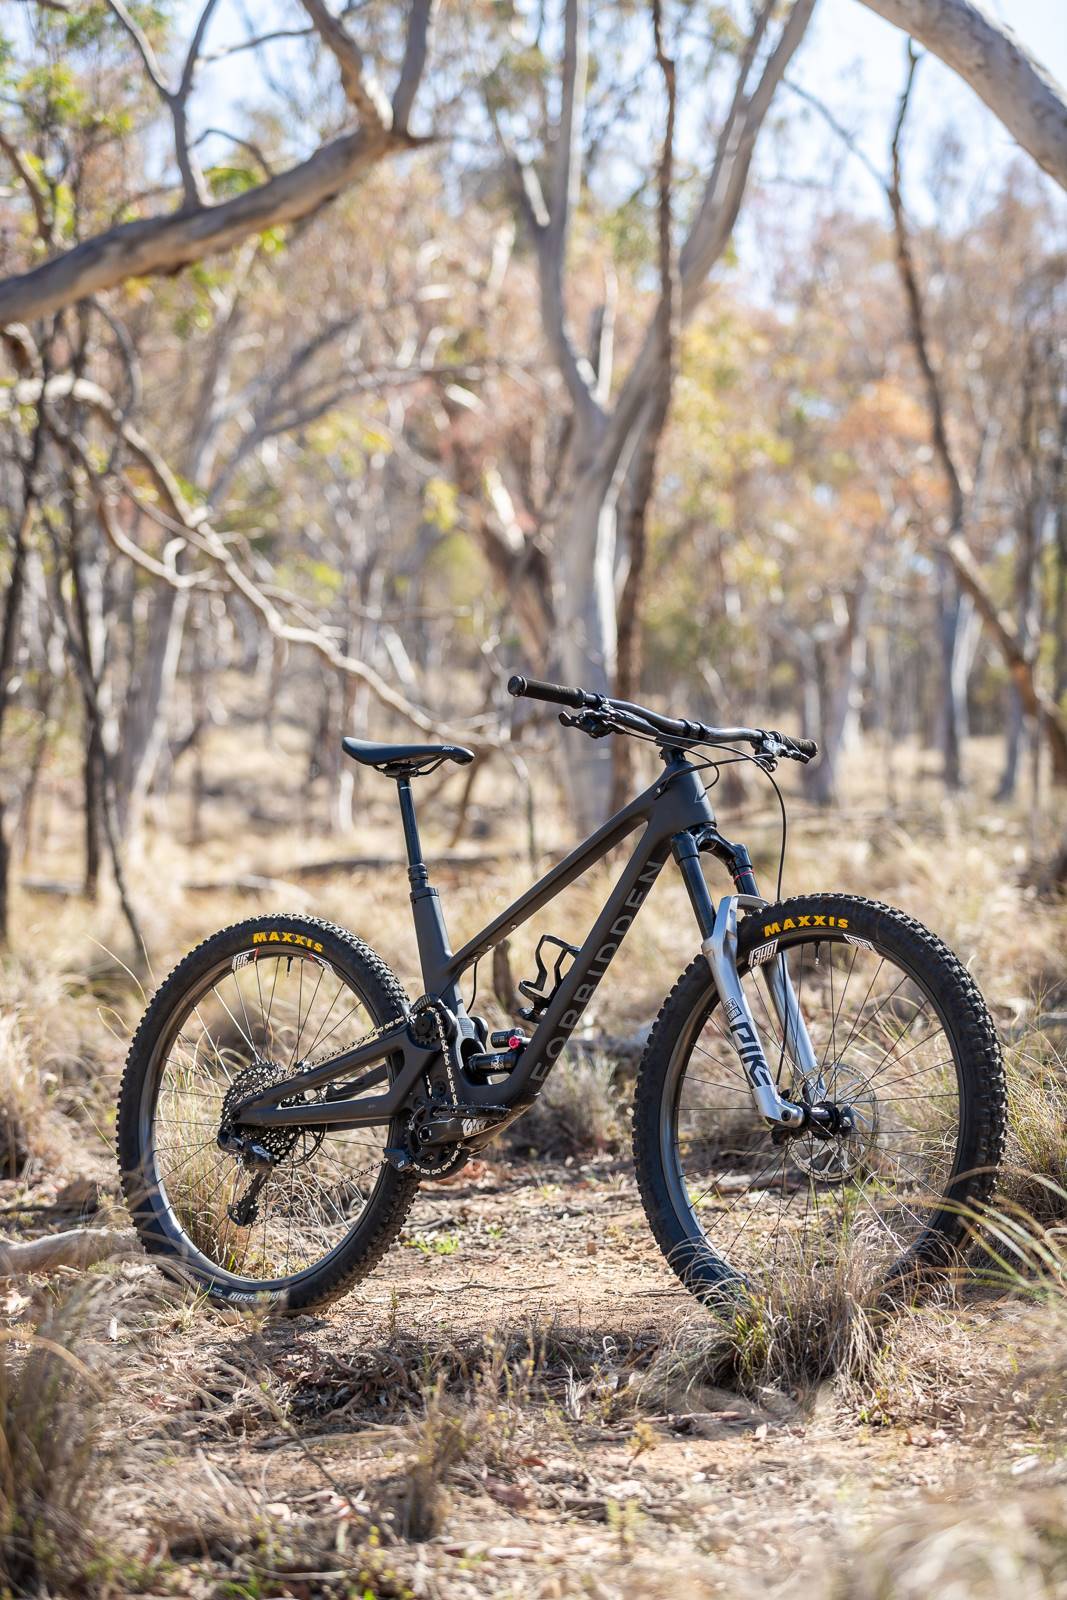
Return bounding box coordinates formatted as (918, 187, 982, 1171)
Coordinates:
(118, 674, 1006, 1311)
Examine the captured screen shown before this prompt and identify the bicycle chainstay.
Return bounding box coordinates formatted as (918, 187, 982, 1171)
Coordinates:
(297, 998, 512, 1170)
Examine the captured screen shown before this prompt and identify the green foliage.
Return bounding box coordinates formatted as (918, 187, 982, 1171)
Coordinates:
(207, 164, 261, 200)
(422, 476, 459, 534)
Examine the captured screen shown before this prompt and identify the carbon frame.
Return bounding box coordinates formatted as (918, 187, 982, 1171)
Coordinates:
(236, 752, 734, 1132)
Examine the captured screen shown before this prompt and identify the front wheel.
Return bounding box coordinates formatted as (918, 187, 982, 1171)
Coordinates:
(632, 895, 1006, 1299)
(117, 914, 419, 1313)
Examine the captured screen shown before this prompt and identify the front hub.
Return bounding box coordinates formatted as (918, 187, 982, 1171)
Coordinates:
(787, 1066, 877, 1183)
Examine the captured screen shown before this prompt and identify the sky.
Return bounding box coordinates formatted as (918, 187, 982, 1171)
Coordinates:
(189, 0, 1067, 174)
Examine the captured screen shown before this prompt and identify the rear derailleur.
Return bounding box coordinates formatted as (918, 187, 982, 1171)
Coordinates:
(217, 1057, 325, 1226)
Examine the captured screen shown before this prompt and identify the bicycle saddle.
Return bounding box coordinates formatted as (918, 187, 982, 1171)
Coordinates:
(341, 737, 475, 776)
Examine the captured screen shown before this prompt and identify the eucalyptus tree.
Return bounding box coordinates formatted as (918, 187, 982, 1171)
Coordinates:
(474, 0, 816, 826)
(0, 0, 438, 326)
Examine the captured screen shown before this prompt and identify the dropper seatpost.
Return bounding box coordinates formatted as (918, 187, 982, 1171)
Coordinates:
(395, 777, 429, 893)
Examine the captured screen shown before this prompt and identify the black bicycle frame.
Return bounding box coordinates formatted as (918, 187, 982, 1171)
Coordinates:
(237, 752, 757, 1131)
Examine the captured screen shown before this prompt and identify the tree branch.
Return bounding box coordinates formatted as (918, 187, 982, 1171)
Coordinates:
(392, 0, 437, 133)
(887, 47, 1067, 781)
(103, 0, 169, 99)
(860, 0, 1067, 191)
(509, 0, 600, 425)
(0, 123, 397, 327)
(3, 374, 502, 746)
(297, 0, 392, 128)
(887, 45, 966, 528)
(104, 0, 212, 205)
(0, 1228, 138, 1277)
(599, 0, 815, 487)
(0, 124, 55, 246)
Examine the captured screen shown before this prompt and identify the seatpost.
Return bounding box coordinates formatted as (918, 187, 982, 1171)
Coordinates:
(395, 778, 428, 892)
(394, 777, 460, 1005)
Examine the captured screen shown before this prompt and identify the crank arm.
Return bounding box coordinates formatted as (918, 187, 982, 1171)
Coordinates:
(702, 896, 806, 1129)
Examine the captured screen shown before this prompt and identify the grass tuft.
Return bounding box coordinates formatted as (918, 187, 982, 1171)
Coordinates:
(1000, 1029, 1067, 1225)
(0, 1285, 107, 1595)
(642, 1247, 889, 1408)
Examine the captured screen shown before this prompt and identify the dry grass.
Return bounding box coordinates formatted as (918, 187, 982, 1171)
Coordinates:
(507, 1051, 626, 1157)
(824, 1485, 1067, 1600)
(0, 1285, 108, 1595)
(1000, 1030, 1067, 1224)
(641, 1243, 893, 1410)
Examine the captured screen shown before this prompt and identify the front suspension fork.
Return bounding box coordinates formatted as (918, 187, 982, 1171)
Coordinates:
(701, 895, 818, 1127)
(672, 834, 818, 1129)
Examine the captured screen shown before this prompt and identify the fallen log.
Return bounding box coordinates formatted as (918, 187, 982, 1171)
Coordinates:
(0, 1228, 138, 1277)
(185, 850, 505, 889)
(182, 873, 316, 899)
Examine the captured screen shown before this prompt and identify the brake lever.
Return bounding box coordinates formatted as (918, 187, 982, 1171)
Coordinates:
(559, 710, 614, 739)
(754, 734, 784, 767)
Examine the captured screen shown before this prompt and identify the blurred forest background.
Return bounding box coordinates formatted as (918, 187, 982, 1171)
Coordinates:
(2, 7, 1067, 1596)
(0, 0, 1065, 959)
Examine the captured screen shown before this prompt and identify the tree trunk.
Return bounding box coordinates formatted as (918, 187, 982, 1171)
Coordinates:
(937, 561, 973, 791)
(996, 497, 1042, 801)
(806, 583, 871, 807)
(82, 712, 103, 900)
(513, 0, 816, 836)
(1054, 498, 1067, 704)
(556, 448, 618, 828)
(0, 403, 44, 946)
(116, 579, 189, 836)
(612, 6, 678, 816)
(945, 532, 1067, 784)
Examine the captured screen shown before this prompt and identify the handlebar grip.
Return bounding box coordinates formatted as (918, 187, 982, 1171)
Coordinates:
(776, 733, 818, 761)
(764, 729, 819, 762)
(791, 737, 819, 760)
(507, 674, 590, 709)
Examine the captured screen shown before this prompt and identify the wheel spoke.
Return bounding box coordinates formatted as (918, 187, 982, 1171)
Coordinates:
(147, 944, 395, 1289)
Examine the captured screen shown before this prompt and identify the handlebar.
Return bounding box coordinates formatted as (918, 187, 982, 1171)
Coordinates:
(506, 673, 818, 764)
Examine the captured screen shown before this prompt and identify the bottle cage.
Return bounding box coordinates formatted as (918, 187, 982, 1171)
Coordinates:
(517, 933, 581, 1022)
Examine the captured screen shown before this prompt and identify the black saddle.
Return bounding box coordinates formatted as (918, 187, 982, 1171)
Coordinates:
(341, 737, 475, 777)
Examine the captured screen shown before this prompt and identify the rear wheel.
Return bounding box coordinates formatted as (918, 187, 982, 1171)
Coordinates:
(633, 895, 1006, 1299)
(117, 915, 419, 1312)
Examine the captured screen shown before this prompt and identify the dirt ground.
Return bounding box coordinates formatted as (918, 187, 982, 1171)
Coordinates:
(3, 735, 1065, 1598)
(68, 1144, 1055, 1600)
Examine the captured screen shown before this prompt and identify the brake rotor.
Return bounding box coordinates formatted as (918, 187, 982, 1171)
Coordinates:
(789, 1066, 878, 1183)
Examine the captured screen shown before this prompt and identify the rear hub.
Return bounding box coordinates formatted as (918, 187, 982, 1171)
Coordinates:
(217, 1059, 326, 1225)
